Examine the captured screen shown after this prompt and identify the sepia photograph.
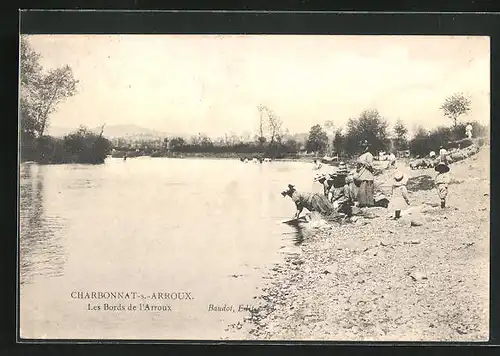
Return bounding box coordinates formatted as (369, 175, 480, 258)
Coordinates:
(18, 34, 490, 341)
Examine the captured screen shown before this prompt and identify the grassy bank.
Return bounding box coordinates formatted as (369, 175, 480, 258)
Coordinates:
(229, 146, 489, 341)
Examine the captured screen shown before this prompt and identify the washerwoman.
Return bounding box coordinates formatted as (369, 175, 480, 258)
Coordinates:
(281, 184, 334, 219)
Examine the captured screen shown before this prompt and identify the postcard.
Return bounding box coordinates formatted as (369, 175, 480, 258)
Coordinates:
(18, 32, 490, 341)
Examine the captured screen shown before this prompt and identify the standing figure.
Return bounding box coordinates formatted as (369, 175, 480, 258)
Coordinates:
(435, 162, 451, 209)
(389, 171, 410, 219)
(354, 142, 375, 207)
(466, 122, 473, 139)
(439, 146, 448, 164)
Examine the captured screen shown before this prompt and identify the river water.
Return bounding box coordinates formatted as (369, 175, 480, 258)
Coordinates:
(19, 157, 326, 340)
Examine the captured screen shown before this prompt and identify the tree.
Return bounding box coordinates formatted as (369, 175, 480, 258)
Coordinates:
(259, 105, 283, 146)
(257, 104, 267, 144)
(344, 109, 390, 156)
(169, 137, 186, 151)
(306, 124, 329, 154)
(199, 134, 214, 148)
(20, 36, 42, 88)
(190, 135, 200, 145)
(393, 119, 409, 151)
(332, 128, 345, 156)
(283, 138, 300, 153)
(408, 125, 430, 157)
(20, 37, 79, 137)
(440, 92, 472, 128)
(268, 112, 283, 145)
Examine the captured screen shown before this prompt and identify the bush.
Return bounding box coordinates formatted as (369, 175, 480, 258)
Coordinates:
(32, 135, 70, 164)
(63, 127, 112, 164)
(20, 126, 112, 164)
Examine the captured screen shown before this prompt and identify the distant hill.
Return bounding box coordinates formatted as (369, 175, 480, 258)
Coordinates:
(47, 124, 170, 139)
(95, 124, 169, 139)
(47, 124, 309, 143)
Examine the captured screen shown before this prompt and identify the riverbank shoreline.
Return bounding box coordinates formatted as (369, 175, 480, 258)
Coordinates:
(229, 147, 489, 341)
(115, 152, 319, 162)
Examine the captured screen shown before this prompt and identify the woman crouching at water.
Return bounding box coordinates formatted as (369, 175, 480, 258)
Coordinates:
(281, 184, 334, 219)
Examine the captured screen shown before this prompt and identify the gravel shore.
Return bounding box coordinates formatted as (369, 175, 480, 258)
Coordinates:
(229, 147, 489, 341)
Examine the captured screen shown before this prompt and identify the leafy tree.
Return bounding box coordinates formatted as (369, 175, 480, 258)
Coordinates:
(408, 125, 429, 157)
(200, 135, 214, 148)
(306, 124, 329, 154)
(332, 128, 345, 156)
(393, 119, 409, 151)
(20, 36, 42, 88)
(190, 135, 200, 145)
(440, 92, 472, 127)
(283, 139, 300, 153)
(169, 137, 186, 151)
(344, 109, 390, 156)
(20, 36, 79, 137)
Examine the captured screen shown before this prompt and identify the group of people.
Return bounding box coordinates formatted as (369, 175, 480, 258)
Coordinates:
(282, 139, 453, 221)
(387, 158, 450, 219)
(282, 141, 379, 220)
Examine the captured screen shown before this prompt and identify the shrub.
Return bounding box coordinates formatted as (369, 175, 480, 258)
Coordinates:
(63, 127, 111, 164)
(20, 126, 112, 164)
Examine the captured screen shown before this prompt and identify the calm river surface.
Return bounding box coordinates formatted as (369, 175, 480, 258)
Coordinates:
(19, 157, 325, 340)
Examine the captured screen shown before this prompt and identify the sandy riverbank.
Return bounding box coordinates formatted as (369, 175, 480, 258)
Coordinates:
(228, 146, 490, 341)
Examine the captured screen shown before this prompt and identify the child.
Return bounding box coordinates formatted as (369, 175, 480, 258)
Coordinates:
(390, 171, 410, 219)
(434, 162, 451, 208)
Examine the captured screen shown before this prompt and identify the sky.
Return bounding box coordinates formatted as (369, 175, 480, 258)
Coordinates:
(23, 35, 490, 138)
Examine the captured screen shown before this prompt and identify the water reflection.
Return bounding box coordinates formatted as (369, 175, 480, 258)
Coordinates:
(288, 223, 309, 246)
(20, 164, 67, 285)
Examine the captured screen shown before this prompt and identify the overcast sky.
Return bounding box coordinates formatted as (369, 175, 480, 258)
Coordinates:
(24, 35, 490, 138)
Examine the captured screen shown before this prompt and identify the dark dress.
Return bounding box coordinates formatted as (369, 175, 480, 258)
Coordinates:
(291, 191, 334, 216)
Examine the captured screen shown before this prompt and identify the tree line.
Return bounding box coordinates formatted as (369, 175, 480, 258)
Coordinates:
(304, 100, 488, 159)
(159, 94, 488, 159)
